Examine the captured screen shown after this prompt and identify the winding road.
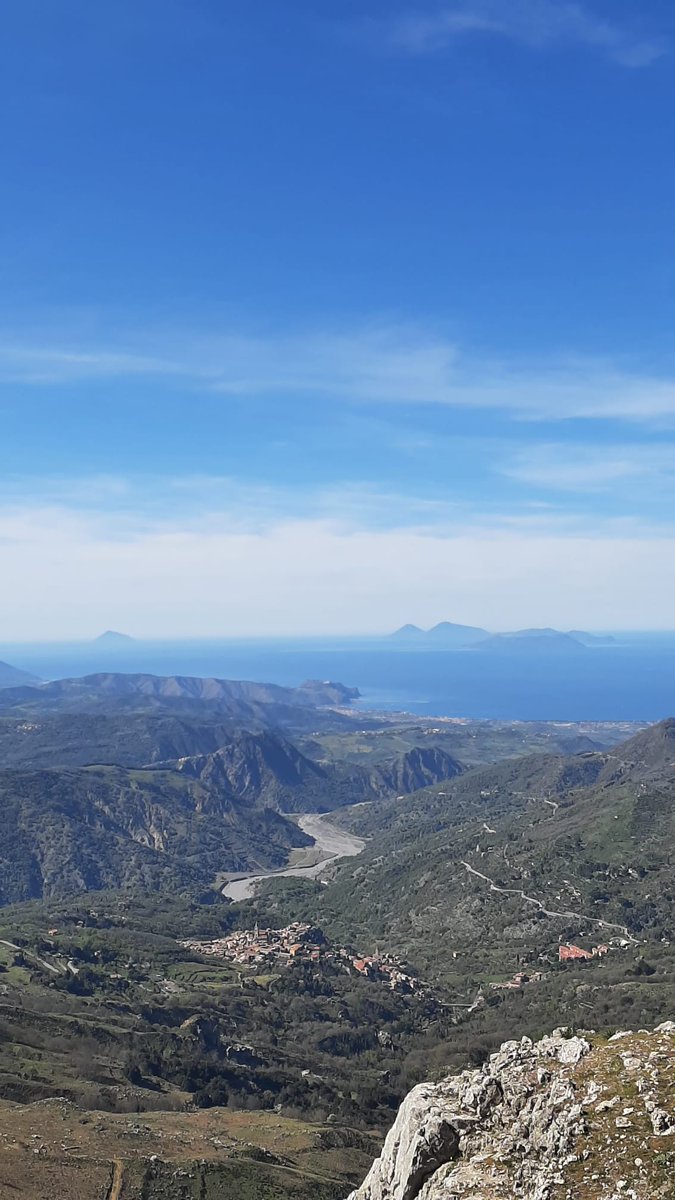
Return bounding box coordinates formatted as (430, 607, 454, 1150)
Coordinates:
(222, 813, 366, 902)
(0, 938, 64, 975)
(461, 861, 638, 943)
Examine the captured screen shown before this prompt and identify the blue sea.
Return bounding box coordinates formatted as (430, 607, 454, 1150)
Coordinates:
(2, 634, 675, 723)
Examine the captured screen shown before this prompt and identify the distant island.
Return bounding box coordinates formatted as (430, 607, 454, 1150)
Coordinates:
(390, 623, 616, 651)
(94, 630, 135, 646)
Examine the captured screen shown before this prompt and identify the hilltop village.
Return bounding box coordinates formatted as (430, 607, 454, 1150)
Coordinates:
(178, 924, 623, 1002)
(180, 922, 428, 994)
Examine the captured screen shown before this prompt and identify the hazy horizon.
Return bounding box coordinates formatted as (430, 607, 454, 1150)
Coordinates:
(3, 623, 675, 648)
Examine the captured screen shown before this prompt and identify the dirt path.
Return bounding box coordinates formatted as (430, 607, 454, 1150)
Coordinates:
(104, 1159, 124, 1200)
(461, 861, 638, 943)
(223, 813, 366, 901)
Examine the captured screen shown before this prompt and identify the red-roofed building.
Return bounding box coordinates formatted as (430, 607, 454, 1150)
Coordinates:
(559, 944, 593, 963)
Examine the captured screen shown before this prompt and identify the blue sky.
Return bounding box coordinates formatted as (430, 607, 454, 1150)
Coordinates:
(2, 0, 675, 637)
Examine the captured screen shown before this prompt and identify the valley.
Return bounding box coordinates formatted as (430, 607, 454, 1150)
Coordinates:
(0, 667, 672, 1198)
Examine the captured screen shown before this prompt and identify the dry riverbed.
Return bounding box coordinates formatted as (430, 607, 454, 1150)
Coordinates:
(222, 813, 367, 901)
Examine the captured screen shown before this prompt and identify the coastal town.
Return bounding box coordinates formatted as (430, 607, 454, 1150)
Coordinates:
(180, 922, 428, 994)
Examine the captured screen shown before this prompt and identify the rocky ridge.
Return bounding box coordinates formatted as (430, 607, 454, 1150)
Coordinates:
(348, 1024, 675, 1200)
(172, 735, 464, 813)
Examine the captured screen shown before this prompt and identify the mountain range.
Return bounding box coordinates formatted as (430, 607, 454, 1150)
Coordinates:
(0, 670, 360, 721)
(0, 682, 465, 902)
(0, 665, 665, 915)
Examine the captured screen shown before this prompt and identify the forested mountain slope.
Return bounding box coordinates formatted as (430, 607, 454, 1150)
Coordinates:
(173, 735, 464, 813)
(0, 713, 247, 769)
(249, 719, 675, 984)
(0, 763, 313, 903)
(0, 725, 465, 902)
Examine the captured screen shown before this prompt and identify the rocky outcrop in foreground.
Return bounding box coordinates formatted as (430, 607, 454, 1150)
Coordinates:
(348, 1024, 675, 1200)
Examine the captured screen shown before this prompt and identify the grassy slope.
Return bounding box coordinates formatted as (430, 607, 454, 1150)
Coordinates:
(0, 1098, 368, 1199)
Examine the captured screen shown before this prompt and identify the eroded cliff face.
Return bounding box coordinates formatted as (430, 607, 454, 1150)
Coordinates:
(348, 1025, 675, 1200)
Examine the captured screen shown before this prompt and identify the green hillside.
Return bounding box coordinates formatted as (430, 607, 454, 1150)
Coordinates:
(246, 720, 675, 988)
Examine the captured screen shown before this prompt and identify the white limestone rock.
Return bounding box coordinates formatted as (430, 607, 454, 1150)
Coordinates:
(346, 1027, 675, 1200)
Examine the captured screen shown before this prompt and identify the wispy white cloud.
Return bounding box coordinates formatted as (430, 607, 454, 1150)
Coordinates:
(2, 325, 675, 424)
(1, 468, 669, 548)
(0, 473, 471, 537)
(0, 327, 463, 399)
(502, 442, 675, 492)
(0, 344, 179, 385)
(382, 0, 666, 67)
